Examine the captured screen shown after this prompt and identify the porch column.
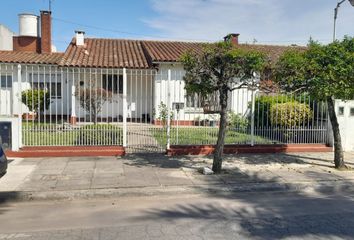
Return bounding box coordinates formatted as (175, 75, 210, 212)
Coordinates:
(70, 80, 77, 125)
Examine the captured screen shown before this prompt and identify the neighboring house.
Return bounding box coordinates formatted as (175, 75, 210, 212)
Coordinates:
(0, 24, 15, 51)
(0, 10, 301, 125)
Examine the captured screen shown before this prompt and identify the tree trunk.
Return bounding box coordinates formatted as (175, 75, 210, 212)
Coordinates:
(327, 97, 345, 169)
(213, 86, 228, 173)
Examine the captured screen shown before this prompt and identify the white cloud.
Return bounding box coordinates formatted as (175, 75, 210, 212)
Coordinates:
(144, 0, 354, 45)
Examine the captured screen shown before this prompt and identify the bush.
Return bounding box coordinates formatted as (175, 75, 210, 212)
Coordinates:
(21, 89, 50, 113)
(155, 102, 174, 127)
(254, 95, 291, 126)
(270, 102, 312, 128)
(228, 111, 249, 131)
(254, 94, 311, 127)
(76, 124, 122, 145)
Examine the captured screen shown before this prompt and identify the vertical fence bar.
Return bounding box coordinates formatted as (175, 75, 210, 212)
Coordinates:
(60, 68, 64, 146)
(123, 68, 127, 147)
(166, 69, 171, 150)
(24, 65, 28, 146)
(250, 88, 256, 146)
(17, 64, 22, 149)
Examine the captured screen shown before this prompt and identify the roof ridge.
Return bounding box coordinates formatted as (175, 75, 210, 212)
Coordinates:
(0, 50, 64, 55)
(239, 43, 307, 48)
(83, 37, 207, 44)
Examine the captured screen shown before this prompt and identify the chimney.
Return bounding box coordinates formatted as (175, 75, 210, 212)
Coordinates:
(224, 33, 239, 45)
(13, 13, 40, 53)
(75, 30, 85, 46)
(40, 10, 52, 53)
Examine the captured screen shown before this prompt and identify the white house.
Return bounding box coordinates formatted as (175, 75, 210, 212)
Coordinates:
(1, 10, 341, 153)
(0, 24, 15, 51)
(0, 11, 301, 124)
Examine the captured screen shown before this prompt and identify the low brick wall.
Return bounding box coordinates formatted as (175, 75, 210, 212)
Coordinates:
(167, 144, 333, 156)
(6, 146, 125, 158)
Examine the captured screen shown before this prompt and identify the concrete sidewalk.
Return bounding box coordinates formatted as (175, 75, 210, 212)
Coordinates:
(0, 152, 354, 201)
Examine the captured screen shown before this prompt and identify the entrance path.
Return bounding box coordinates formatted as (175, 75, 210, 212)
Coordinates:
(127, 124, 163, 153)
(0, 152, 354, 201)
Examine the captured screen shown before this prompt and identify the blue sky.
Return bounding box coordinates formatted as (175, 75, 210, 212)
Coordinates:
(1, 0, 354, 51)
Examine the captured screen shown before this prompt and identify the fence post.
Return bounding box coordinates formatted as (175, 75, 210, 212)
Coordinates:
(17, 64, 23, 148)
(123, 68, 127, 148)
(166, 69, 171, 150)
(250, 89, 256, 146)
(327, 105, 334, 148)
(70, 73, 77, 125)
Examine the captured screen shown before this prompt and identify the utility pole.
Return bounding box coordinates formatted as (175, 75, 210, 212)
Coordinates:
(333, 0, 354, 41)
(49, 0, 53, 11)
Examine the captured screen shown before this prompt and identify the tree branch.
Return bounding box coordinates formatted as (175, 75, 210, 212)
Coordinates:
(230, 82, 247, 91)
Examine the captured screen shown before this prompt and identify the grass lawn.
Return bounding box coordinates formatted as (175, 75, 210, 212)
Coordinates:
(152, 127, 272, 146)
(22, 123, 123, 146)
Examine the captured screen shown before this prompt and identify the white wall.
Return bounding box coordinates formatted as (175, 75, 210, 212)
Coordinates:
(0, 66, 155, 122)
(1, 63, 253, 123)
(154, 63, 251, 123)
(336, 100, 354, 152)
(0, 25, 15, 51)
(230, 87, 253, 116)
(71, 69, 153, 121)
(18, 66, 70, 118)
(0, 64, 17, 116)
(0, 117, 21, 151)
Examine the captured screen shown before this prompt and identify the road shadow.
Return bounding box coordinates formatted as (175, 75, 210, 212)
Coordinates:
(0, 191, 20, 215)
(132, 153, 354, 239)
(122, 152, 352, 172)
(123, 153, 204, 169)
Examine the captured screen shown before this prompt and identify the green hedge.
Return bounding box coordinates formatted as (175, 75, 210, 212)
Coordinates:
(254, 94, 311, 127)
(270, 102, 312, 128)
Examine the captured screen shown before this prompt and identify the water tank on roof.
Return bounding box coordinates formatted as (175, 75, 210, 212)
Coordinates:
(18, 13, 39, 37)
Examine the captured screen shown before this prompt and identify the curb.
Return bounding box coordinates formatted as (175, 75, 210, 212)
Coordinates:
(1, 181, 354, 203)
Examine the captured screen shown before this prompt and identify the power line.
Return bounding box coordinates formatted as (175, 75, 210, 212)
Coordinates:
(51, 17, 215, 42)
(52, 17, 333, 45)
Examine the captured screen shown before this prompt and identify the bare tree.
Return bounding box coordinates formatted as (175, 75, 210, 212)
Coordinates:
(76, 78, 113, 124)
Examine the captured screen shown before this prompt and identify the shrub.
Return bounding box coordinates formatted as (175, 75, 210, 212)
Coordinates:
(21, 89, 50, 113)
(254, 95, 292, 126)
(270, 102, 312, 128)
(228, 111, 249, 131)
(254, 94, 311, 127)
(76, 124, 122, 145)
(155, 102, 174, 126)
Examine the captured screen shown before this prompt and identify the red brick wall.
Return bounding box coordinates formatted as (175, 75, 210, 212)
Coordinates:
(40, 11, 52, 53)
(13, 36, 41, 53)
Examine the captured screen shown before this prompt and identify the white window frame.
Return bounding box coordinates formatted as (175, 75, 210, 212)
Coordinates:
(0, 75, 13, 89)
(29, 73, 62, 99)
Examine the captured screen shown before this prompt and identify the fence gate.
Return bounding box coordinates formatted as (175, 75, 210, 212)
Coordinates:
(125, 69, 167, 153)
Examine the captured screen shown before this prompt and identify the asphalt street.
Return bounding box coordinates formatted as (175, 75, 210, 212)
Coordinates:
(1, 190, 354, 239)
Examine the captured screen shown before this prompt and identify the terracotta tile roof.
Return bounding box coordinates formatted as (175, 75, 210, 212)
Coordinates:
(237, 44, 306, 63)
(0, 38, 306, 68)
(142, 41, 204, 62)
(59, 38, 151, 68)
(142, 41, 305, 63)
(0, 51, 64, 65)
